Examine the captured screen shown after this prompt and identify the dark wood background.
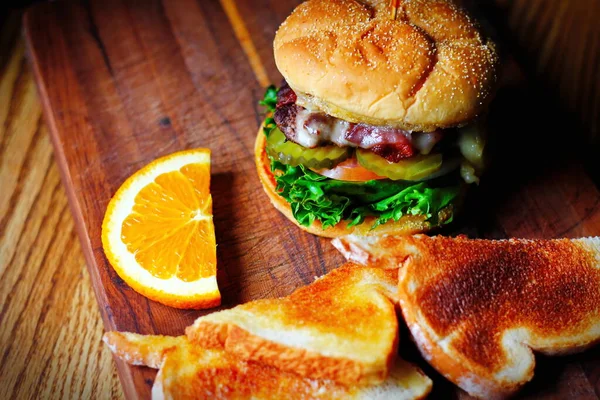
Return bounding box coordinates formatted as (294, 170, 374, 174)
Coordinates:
(5, 0, 598, 398)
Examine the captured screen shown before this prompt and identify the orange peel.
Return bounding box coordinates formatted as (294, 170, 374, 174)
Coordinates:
(102, 149, 220, 309)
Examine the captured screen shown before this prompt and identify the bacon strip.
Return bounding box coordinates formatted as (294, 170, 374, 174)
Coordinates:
(276, 84, 297, 108)
(273, 83, 436, 162)
(345, 124, 414, 161)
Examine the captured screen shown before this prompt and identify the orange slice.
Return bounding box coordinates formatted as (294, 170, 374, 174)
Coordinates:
(101, 149, 220, 309)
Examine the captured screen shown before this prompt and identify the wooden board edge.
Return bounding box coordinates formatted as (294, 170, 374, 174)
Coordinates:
(22, 5, 144, 400)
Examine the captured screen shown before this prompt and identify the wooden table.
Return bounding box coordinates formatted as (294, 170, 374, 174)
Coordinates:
(0, 1, 598, 399)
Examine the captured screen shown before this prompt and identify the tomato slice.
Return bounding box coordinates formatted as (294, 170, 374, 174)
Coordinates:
(311, 157, 386, 182)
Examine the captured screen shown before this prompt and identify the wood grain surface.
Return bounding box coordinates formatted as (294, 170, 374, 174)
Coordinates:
(0, 0, 597, 398)
(0, 15, 124, 399)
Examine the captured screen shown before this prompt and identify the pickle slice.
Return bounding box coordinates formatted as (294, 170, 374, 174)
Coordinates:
(266, 128, 350, 169)
(356, 149, 442, 181)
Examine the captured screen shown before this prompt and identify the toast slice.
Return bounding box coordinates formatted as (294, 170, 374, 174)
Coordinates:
(334, 234, 600, 399)
(186, 263, 399, 385)
(332, 234, 410, 269)
(104, 332, 432, 400)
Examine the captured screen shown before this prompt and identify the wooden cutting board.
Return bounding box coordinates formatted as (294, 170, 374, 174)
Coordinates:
(23, 0, 600, 398)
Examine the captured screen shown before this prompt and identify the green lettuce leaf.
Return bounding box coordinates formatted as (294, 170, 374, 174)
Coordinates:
(260, 86, 278, 138)
(270, 160, 459, 229)
(260, 85, 277, 112)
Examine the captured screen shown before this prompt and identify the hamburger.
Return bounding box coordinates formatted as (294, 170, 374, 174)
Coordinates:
(255, 0, 499, 238)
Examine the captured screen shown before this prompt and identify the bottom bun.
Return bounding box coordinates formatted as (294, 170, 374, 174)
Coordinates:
(254, 127, 453, 238)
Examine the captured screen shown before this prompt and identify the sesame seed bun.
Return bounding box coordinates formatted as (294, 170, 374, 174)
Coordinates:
(273, 0, 499, 132)
(255, 126, 454, 238)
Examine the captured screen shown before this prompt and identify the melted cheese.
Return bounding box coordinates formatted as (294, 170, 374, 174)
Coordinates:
(458, 124, 486, 169)
(293, 109, 352, 148)
(413, 132, 441, 155)
(458, 122, 487, 184)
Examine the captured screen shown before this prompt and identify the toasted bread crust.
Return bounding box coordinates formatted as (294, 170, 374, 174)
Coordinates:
(185, 320, 374, 384)
(255, 127, 454, 238)
(229, 325, 384, 384)
(332, 233, 417, 269)
(103, 332, 180, 369)
(274, 0, 499, 131)
(105, 332, 433, 400)
(187, 264, 401, 385)
(345, 235, 600, 399)
(333, 234, 600, 398)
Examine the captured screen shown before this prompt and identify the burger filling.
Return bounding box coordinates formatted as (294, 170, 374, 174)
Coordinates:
(274, 82, 442, 161)
(260, 84, 486, 229)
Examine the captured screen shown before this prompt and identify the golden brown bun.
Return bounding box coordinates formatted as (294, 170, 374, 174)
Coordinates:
(274, 0, 499, 131)
(255, 127, 454, 238)
(332, 234, 600, 399)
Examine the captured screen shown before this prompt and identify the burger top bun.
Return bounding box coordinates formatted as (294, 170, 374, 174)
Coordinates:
(274, 0, 499, 132)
